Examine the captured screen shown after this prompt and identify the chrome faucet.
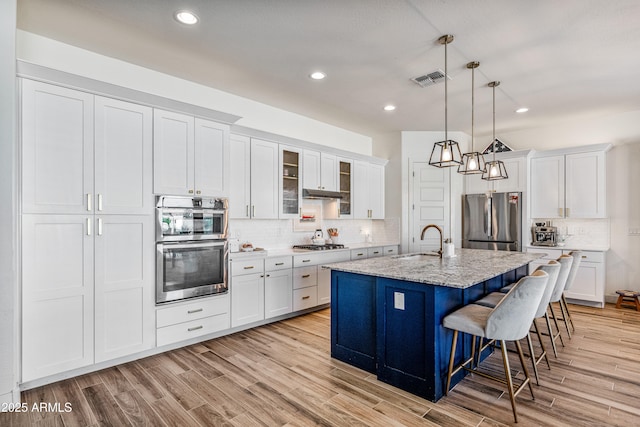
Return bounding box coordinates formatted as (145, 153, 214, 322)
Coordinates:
(420, 224, 443, 258)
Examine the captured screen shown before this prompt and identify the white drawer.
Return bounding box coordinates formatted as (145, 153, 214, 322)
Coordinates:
(566, 250, 604, 263)
(265, 256, 293, 271)
(157, 295, 230, 328)
(350, 249, 368, 260)
(383, 245, 399, 256)
(293, 286, 318, 311)
(319, 250, 351, 264)
(157, 313, 230, 347)
(367, 247, 383, 258)
(294, 253, 321, 267)
(293, 266, 317, 289)
(231, 259, 264, 276)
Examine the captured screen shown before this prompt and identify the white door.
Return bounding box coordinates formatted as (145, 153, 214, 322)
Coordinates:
(368, 163, 385, 219)
(94, 97, 152, 215)
(229, 134, 251, 219)
(320, 153, 338, 191)
(303, 149, 321, 190)
(21, 79, 94, 214)
(194, 118, 230, 197)
(410, 162, 448, 253)
(264, 269, 293, 319)
(565, 151, 606, 218)
(353, 160, 369, 219)
(22, 215, 94, 381)
(250, 138, 279, 219)
(231, 273, 265, 327)
(153, 109, 194, 196)
(94, 215, 155, 362)
(530, 155, 565, 218)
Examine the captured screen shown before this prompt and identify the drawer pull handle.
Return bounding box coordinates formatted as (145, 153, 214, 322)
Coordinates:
(582, 255, 587, 259)
(244, 266, 255, 270)
(373, 251, 380, 254)
(302, 259, 311, 263)
(302, 296, 310, 300)
(357, 253, 364, 256)
(187, 308, 203, 314)
(266, 274, 270, 277)
(302, 274, 311, 278)
(188, 325, 203, 332)
(275, 262, 284, 266)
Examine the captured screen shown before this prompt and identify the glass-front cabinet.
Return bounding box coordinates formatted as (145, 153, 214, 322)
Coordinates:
(279, 145, 302, 218)
(338, 158, 353, 218)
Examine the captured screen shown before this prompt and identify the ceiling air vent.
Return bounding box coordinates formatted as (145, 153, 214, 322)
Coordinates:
(411, 69, 449, 88)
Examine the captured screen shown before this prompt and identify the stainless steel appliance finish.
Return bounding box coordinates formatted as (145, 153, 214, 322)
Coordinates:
(462, 192, 522, 251)
(531, 226, 557, 246)
(293, 243, 346, 251)
(157, 196, 228, 241)
(156, 196, 229, 304)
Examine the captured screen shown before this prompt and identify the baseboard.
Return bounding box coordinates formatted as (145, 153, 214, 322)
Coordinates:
(0, 387, 21, 405)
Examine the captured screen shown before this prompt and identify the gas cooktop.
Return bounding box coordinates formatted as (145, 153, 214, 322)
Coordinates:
(292, 244, 346, 251)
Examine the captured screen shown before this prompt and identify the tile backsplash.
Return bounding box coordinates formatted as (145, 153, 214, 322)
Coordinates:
(531, 217, 610, 249)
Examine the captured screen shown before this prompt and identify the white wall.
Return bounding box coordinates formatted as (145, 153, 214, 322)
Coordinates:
(1, 0, 18, 405)
(16, 31, 373, 156)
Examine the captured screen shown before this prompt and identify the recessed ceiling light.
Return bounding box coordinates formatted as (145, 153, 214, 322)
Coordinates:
(383, 105, 396, 111)
(516, 107, 529, 113)
(175, 10, 199, 25)
(310, 71, 326, 80)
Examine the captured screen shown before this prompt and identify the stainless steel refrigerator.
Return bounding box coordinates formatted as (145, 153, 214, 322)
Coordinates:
(462, 192, 522, 251)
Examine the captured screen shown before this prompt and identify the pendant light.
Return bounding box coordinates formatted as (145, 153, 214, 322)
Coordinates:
(429, 34, 462, 168)
(482, 81, 508, 180)
(458, 61, 486, 175)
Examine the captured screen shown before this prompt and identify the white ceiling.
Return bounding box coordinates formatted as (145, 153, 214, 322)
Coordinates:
(17, 0, 640, 148)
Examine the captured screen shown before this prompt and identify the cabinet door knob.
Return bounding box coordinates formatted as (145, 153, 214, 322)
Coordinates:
(196, 190, 201, 195)
(188, 189, 194, 194)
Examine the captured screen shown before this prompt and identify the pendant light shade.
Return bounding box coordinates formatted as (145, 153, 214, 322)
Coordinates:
(429, 35, 462, 168)
(482, 81, 508, 181)
(458, 61, 486, 175)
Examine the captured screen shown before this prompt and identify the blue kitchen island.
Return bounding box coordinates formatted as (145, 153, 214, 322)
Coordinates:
(324, 248, 543, 402)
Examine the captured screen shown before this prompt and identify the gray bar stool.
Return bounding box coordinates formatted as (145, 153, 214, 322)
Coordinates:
(546, 255, 574, 349)
(558, 250, 582, 336)
(443, 270, 549, 423)
(474, 260, 560, 385)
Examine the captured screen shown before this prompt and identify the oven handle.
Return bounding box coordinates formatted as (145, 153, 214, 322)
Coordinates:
(160, 241, 226, 250)
(160, 208, 227, 215)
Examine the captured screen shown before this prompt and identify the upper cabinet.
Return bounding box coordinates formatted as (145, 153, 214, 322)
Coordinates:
(280, 145, 302, 218)
(22, 79, 152, 215)
(531, 148, 608, 219)
(153, 109, 230, 198)
(303, 150, 337, 191)
(338, 158, 353, 218)
(354, 161, 385, 219)
(464, 152, 528, 195)
(229, 134, 251, 219)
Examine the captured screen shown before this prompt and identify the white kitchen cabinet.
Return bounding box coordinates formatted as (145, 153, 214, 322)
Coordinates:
(154, 109, 230, 197)
(22, 213, 155, 379)
(350, 248, 368, 260)
(280, 145, 302, 218)
(265, 268, 293, 319)
(353, 161, 385, 219)
(156, 295, 230, 347)
(250, 138, 279, 219)
(317, 266, 332, 305)
(229, 134, 251, 218)
(338, 158, 353, 218)
(21, 215, 94, 381)
(303, 150, 337, 191)
(231, 272, 265, 327)
(465, 155, 526, 195)
(563, 251, 605, 307)
(22, 81, 152, 215)
(94, 215, 155, 362)
(531, 150, 606, 219)
(383, 245, 399, 256)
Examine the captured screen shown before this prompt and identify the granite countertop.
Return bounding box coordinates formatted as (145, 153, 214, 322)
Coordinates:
(323, 248, 544, 289)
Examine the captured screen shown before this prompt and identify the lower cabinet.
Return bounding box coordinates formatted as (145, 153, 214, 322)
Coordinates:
(527, 247, 605, 307)
(231, 270, 265, 327)
(293, 265, 318, 311)
(265, 266, 293, 319)
(156, 295, 230, 347)
(22, 213, 155, 382)
(318, 266, 332, 305)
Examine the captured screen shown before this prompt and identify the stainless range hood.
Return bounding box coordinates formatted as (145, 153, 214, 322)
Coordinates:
(302, 188, 343, 199)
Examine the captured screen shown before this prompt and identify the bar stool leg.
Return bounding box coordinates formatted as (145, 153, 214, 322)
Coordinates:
(558, 296, 572, 339)
(445, 330, 459, 395)
(515, 339, 535, 400)
(533, 319, 551, 369)
(544, 312, 559, 357)
(561, 294, 575, 332)
(548, 304, 565, 347)
(500, 340, 519, 423)
(525, 333, 540, 385)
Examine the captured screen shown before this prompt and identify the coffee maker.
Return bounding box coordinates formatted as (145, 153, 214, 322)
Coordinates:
(531, 222, 557, 246)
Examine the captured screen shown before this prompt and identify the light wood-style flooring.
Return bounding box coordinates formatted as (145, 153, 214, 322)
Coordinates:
(3, 302, 640, 426)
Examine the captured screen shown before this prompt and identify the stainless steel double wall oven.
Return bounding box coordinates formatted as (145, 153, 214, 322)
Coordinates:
(156, 196, 229, 304)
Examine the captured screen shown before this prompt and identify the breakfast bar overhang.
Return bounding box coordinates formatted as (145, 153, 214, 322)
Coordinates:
(324, 248, 543, 402)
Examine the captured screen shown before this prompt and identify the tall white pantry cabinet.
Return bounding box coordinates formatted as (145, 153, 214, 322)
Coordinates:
(20, 80, 155, 382)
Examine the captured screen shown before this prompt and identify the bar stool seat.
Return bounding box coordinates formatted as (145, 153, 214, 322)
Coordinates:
(615, 289, 640, 311)
(443, 270, 549, 423)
